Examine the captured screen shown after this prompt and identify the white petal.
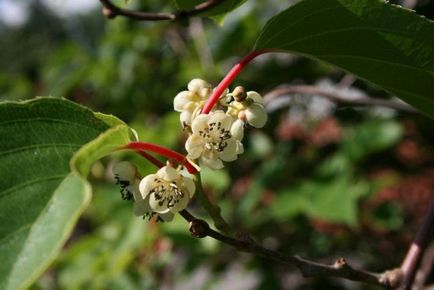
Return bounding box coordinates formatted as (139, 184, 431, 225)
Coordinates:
(159, 211, 174, 222)
(112, 161, 136, 182)
(191, 114, 209, 134)
(180, 111, 192, 127)
(171, 192, 190, 212)
(188, 78, 211, 93)
(182, 176, 196, 198)
(149, 193, 170, 213)
(231, 119, 245, 140)
(209, 110, 232, 130)
(173, 91, 190, 112)
(157, 166, 180, 181)
(131, 179, 142, 201)
(246, 103, 268, 128)
(218, 139, 238, 162)
(185, 134, 205, 159)
(200, 151, 224, 169)
(139, 174, 156, 198)
(133, 196, 151, 216)
(199, 87, 212, 99)
(247, 91, 263, 104)
(236, 141, 244, 155)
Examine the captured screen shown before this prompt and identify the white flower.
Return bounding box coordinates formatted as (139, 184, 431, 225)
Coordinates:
(226, 90, 267, 128)
(185, 111, 244, 169)
(137, 166, 195, 218)
(112, 161, 137, 200)
(174, 78, 212, 127)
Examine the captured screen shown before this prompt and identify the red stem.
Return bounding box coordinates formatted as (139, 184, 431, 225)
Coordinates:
(201, 50, 268, 114)
(121, 142, 198, 174)
(136, 150, 164, 168)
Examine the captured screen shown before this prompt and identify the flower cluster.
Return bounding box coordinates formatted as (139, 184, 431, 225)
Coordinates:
(113, 162, 195, 222)
(174, 79, 267, 169)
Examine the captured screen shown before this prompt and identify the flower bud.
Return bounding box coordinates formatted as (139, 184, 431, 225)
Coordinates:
(173, 91, 190, 112)
(180, 110, 192, 127)
(233, 86, 247, 102)
(188, 79, 211, 94)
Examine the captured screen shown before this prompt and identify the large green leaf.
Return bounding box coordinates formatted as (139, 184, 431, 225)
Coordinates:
(0, 97, 132, 290)
(255, 0, 434, 118)
(172, 0, 246, 17)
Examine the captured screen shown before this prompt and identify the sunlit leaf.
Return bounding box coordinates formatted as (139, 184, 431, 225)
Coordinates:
(0, 97, 131, 290)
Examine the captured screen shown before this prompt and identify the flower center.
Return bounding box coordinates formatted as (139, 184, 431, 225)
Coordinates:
(199, 121, 231, 152)
(151, 178, 185, 208)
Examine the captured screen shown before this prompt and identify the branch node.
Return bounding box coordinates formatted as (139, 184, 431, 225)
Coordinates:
(102, 7, 117, 19)
(379, 268, 404, 288)
(189, 219, 210, 238)
(333, 258, 347, 269)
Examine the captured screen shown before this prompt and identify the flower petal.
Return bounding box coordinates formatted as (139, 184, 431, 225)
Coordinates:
(218, 139, 238, 162)
(180, 110, 192, 127)
(209, 110, 232, 130)
(200, 151, 224, 169)
(157, 166, 180, 181)
(149, 193, 170, 213)
(182, 176, 196, 198)
(231, 119, 245, 140)
(185, 134, 204, 159)
(246, 103, 267, 128)
(159, 211, 174, 222)
(191, 114, 209, 134)
(188, 78, 210, 93)
(171, 192, 190, 212)
(139, 174, 156, 198)
(247, 91, 263, 104)
(236, 141, 244, 155)
(173, 91, 190, 112)
(133, 195, 152, 216)
(112, 161, 136, 183)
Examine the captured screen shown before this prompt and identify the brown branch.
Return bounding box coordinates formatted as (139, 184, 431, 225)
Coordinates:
(400, 199, 434, 290)
(263, 85, 418, 113)
(100, 0, 226, 21)
(179, 210, 401, 288)
(412, 242, 434, 290)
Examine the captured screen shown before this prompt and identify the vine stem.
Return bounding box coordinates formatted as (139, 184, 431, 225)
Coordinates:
(201, 50, 268, 114)
(194, 175, 233, 236)
(400, 199, 434, 289)
(121, 141, 198, 174)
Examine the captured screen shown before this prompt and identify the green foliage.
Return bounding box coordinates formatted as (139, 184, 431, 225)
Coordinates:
(271, 174, 370, 226)
(0, 98, 129, 290)
(0, 1, 433, 289)
(343, 119, 403, 161)
(255, 0, 434, 118)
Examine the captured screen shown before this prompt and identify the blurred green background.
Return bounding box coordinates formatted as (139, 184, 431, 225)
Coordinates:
(1, 0, 433, 289)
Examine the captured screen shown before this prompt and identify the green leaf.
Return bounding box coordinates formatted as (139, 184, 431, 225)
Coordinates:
(0, 97, 131, 290)
(343, 119, 403, 161)
(271, 175, 370, 226)
(255, 0, 434, 118)
(172, 0, 246, 17)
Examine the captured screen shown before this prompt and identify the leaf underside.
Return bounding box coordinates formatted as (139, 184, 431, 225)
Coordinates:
(255, 0, 434, 118)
